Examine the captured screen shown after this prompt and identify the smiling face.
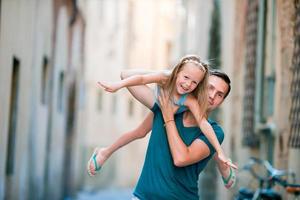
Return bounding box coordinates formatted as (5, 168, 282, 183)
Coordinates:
(207, 75, 229, 112)
(175, 62, 205, 95)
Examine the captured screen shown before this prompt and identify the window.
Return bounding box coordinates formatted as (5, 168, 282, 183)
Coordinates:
(57, 71, 64, 112)
(6, 57, 20, 176)
(208, 0, 221, 68)
(41, 57, 49, 105)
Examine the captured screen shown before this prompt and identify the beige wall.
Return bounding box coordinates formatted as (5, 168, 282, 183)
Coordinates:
(68, 19, 86, 194)
(83, 0, 181, 189)
(0, 0, 86, 199)
(124, 0, 178, 187)
(27, 0, 53, 199)
(219, 0, 240, 198)
(275, 0, 300, 184)
(45, 7, 68, 199)
(0, 1, 41, 199)
(83, 0, 128, 189)
(171, 0, 213, 60)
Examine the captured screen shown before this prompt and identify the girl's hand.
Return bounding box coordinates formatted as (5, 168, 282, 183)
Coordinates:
(217, 152, 238, 169)
(158, 89, 178, 121)
(98, 81, 122, 93)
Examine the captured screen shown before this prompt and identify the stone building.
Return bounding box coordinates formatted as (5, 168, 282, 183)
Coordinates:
(0, 0, 86, 199)
(219, 0, 300, 199)
(175, 0, 300, 199)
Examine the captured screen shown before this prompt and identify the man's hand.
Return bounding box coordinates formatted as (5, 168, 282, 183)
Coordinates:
(158, 89, 178, 121)
(97, 81, 122, 93)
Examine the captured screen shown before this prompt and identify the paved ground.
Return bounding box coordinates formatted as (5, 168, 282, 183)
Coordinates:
(74, 188, 134, 200)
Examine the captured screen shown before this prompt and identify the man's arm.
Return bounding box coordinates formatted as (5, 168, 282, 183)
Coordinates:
(158, 90, 211, 167)
(164, 124, 211, 167)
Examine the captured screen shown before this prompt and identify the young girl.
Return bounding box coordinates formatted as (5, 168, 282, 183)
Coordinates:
(87, 55, 237, 176)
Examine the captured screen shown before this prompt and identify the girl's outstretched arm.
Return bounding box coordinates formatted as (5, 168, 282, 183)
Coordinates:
(117, 69, 170, 109)
(98, 70, 169, 92)
(185, 97, 238, 169)
(120, 69, 170, 80)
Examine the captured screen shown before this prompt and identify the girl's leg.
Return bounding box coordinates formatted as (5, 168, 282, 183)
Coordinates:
(88, 112, 153, 176)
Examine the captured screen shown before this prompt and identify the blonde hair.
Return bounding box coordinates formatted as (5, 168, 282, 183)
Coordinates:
(164, 55, 209, 119)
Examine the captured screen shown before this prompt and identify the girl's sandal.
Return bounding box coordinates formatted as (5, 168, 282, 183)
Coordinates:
(87, 148, 102, 177)
(222, 164, 236, 189)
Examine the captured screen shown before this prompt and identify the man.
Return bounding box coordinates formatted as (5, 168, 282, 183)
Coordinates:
(128, 69, 235, 199)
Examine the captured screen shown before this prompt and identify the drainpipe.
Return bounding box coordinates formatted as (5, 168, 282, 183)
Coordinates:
(255, 0, 277, 164)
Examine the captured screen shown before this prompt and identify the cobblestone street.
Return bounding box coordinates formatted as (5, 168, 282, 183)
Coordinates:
(74, 188, 134, 200)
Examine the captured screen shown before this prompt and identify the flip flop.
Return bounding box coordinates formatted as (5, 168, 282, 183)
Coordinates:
(222, 165, 236, 189)
(87, 148, 102, 177)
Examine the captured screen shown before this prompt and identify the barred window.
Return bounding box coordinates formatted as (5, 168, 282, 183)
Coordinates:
(242, 0, 260, 147)
(288, 1, 300, 148)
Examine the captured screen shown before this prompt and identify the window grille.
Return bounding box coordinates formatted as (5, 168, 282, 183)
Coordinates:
(288, 0, 300, 148)
(242, 0, 260, 147)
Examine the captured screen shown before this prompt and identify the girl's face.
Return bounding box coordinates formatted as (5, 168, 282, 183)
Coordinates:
(175, 62, 205, 95)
